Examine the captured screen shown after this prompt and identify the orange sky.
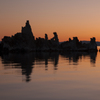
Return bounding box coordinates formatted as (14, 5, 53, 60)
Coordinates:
(0, 0, 100, 42)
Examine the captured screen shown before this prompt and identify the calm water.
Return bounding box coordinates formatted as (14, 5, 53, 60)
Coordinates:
(0, 47, 100, 100)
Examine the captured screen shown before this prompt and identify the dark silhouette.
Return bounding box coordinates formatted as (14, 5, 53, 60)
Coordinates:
(50, 32, 59, 47)
(1, 53, 35, 82)
(1, 52, 59, 82)
(1, 51, 97, 82)
(1, 20, 35, 53)
(59, 37, 97, 51)
(89, 52, 97, 64)
(60, 51, 97, 65)
(0, 20, 97, 53)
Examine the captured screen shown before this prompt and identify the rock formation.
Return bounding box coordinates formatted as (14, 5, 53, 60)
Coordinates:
(46, 32, 59, 50)
(50, 32, 59, 46)
(59, 37, 97, 51)
(2, 20, 35, 52)
(22, 20, 34, 40)
(0, 20, 97, 53)
(88, 37, 97, 50)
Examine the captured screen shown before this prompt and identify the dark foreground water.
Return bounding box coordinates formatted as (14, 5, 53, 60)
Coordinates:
(0, 47, 100, 100)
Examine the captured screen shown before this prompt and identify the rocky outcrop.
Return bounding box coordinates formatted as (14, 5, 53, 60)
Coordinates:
(1, 20, 97, 53)
(60, 37, 83, 51)
(88, 37, 97, 51)
(2, 20, 35, 52)
(59, 37, 97, 51)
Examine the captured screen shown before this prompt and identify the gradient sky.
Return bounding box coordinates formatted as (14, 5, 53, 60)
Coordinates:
(0, 0, 100, 42)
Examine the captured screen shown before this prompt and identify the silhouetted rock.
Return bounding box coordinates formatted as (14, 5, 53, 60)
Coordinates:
(35, 32, 60, 51)
(88, 37, 97, 51)
(36, 37, 45, 51)
(50, 32, 59, 46)
(1, 20, 97, 53)
(60, 37, 82, 50)
(45, 34, 48, 41)
(48, 32, 59, 51)
(2, 20, 35, 52)
(60, 37, 97, 51)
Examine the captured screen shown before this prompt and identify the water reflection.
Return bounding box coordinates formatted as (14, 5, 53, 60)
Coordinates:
(89, 52, 97, 64)
(1, 51, 97, 82)
(1, 53, 35, 82)
(60, 51, 97, 65)
(35, 52, 59, 70)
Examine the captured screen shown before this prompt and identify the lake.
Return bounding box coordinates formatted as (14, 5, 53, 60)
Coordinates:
(0, 47, 100, 100)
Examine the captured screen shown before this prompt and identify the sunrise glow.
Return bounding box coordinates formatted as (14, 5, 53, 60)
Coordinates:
(0, 0, 100, 42)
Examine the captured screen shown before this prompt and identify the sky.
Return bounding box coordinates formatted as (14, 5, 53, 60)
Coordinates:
(0, 0, 100, 42)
